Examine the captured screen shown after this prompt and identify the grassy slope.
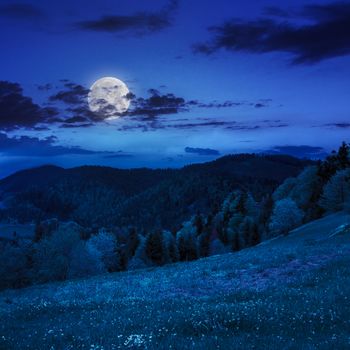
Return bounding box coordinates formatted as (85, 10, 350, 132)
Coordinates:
(1, 213, 350, 349)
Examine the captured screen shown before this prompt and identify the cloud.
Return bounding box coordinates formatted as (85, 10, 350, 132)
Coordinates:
(0, 133, 128, 158)
(126, 90, 270, 121)
(184, 147, 220, 156)
(49, 82, 89, 105)
(188, 100, 244, 108)
(115, 117, 289, 133)
(46, 79, 273, 128)
(37, 83, 53, 91)
(0, 3, 44, 19)
(263, 6, 291, 18)
(0, 133, 97, 157)
(75, 0, 178, 36)
(47, 81, 101, 126)
(0, 81, 57, 130)
(323, 122, 350, 128)
(64, 116, 89, 124)
(104, 152, 133, 159)
(267, 145, 328, 159)
(127, 89, 187, 119)
(226, 119, 288, 131)
(48, 83, 188, 124)
(60, 123, 94, 129)
(194, 2, 350, 64)
(168, 120, 235, 130)
(185, 98, 273, 109)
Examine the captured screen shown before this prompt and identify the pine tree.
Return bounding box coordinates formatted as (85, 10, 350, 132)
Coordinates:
(198, 231, 211, 257)
(163, 230, 178, 263)
(238, 216, 259, 248)
(126, 227, 140, 259)
(337, 142, 350, 169)
(231, 231, 240, 251)
(145, 229, 164, 265)
(177, 235, 187, 261)
(176, 222, 198, 261)
(34, 222, 45, 242)
(187, 234, 198, 261)
(318, 142, 350, 180)
(319, 169, 350, 212)
(194, 213, 204, 236)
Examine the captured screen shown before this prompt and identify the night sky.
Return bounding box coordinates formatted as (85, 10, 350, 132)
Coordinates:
(1, 0, 350, 177)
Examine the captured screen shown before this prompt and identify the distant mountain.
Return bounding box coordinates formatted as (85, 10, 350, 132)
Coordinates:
(0, 154, 313, 231)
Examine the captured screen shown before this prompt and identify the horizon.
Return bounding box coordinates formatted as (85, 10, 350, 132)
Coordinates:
(0, 148, 326, 180)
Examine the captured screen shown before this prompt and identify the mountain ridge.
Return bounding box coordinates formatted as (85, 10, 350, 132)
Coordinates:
(0, 153, 313, 230)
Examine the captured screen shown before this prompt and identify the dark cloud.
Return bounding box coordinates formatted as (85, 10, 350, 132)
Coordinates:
(49, 82, 89, 105)
(0, 133, 97, 157)
(189, 100, 245, 108)
(0, 81, 57, 130)
(301, 2, 350, 21)
(46, 79, 272, 127)
(267, 145, 328, 159)
(47, 81, 101, 126)
(0, 133, 129, 158)
(185, 98, 273, 110)
(263, 6, 291, 18)
(194, 2, 350, 64)
(64, 116, 89, 124)
(104, 152, 133, 159)
(36, 83, 53, 91)
(324, 122, 350, 128)
(225, 119, 288, 131)
(169, 120, 233, 129)
(75, 0, 178, 36)
(126, 90, 270, 120)
(185, 147, 220, 156)
(128, 89, 187, 119)
(116, 118, 289, 133)
(0, 3, 44, 19)
(47, 83, 188, 126)
(60, 123, 94, 129)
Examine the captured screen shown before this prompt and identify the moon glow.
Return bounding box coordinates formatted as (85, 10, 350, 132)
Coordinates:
(88, 77, 130, 119)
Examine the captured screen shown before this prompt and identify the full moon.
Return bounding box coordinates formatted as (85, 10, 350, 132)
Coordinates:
(88, 77, 130, 119)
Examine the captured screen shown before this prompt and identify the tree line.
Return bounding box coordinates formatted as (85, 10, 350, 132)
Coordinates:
(1, 142, 350, 290)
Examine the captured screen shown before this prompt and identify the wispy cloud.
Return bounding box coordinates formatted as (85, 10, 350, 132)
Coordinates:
(0, 133, 127, 158)
(75, 0, 178, 36)
(194, 2, 350, 64)
(266, 145, 328, 159)
(323, 122, 350, 129)
(184, 147, 220, 156)
(0, 3, 44, 20)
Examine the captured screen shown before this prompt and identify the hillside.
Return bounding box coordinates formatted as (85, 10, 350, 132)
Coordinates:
(0, 154, 311, 230)
(1, 212, 349, 349)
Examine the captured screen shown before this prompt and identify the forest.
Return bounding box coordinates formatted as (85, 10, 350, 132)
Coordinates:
(0, 143, 349, 290)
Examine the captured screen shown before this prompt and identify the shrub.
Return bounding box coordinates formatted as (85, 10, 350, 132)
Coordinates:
(0, 241, 31, 289)
(32, 226, 81, 283)
(87, 229, 120, 271)
(269, 198, 303, 236)
(68, 241, 105, 279)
